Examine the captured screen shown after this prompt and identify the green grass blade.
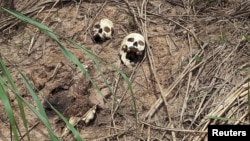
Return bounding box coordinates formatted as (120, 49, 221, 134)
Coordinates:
(117, 69, 138, 127)
(2, 8, 99, 95)
(0, 57, 30, 141)
(68, 40, 137, 130)
(2, 8, 86, 140)
(0, 77, 19, 141)
(46, 101, 83, 141)
(56, 41, 97, 87)
(2, 7, 106, 103)
(1, 8, 59, 42)
(12, 88, 61, 141)
(67, 39, 114, 97)
(20, 73, 60, 141)
(1, 8, 51, 32)
(66, 40, 137, 124)
(2, 6, 137, 138)
(244, 35, 250, 43)
(208, 116, 236, 122)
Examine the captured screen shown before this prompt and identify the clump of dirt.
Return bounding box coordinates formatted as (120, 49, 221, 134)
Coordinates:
(0, 0, 249, 140)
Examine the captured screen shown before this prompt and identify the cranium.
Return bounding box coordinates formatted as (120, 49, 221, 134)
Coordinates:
(119, 33, 145, 68)
(92, 18, 114, 43)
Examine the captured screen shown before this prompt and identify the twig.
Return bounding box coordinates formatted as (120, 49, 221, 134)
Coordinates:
(144, 47, 205, 120)
(144, 10, 204, 51)
(141, 121, 207, 133)
(20, 121, 40, 140)
(94, 131, 128, 141)
(28, 0, 59, 55)
(83, 0, 107, 34)
(180, 33, 193, 123)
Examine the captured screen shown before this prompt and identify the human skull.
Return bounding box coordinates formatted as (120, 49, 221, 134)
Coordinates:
(119, 33, 145, 68)
(92, 18, 114, 43)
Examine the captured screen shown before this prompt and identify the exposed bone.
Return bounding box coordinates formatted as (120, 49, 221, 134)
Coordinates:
(92, 18, 114, 43)
(119, 33, 145, 68)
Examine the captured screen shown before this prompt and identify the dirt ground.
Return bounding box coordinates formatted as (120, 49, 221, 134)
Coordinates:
(0, 0, 250, 141)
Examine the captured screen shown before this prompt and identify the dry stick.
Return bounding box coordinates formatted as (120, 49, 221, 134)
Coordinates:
(189, 76, 216, 128)
(186, 62, 204, 110)
(122, 0, 148, 139)
(1, 7, 44, 32)
(166, 35, 179, 55)
(138, 2, 155, 139)
(103, 130, 140, 141)
(190, 40, 247, 128)
(165, 0, 184, 7)
(20, 121, 40, 140)
(210, 76, 244, 124)
(147, 11, 203, 51)
(235, 111, 249, 125)
(123, 0, 141, 29)
(180, 33, 193, 123)
(94, 131, 128, 141)
(110, 68, 138, 141)
(106, 125, 135, 131)
(50, 62, 62, 80)
(138, 0, 150, 140)
(226, 108, 239, 123)
(1, 0, 60, 31)
(192, 79, 229, 127)
(208, 81, 249, 120)
(82, 1, 111, 138)
(147, 126, 151, 141)
(42, 36, 46, 56)
(83, 0, 107, 34)
(122, 1, 162, 139)
(188, 46, 225, 128)
(110, 117, 118, 141)
(140, 0, 172, 122)
(110, 60, 143, 140)
(121, 7, 158, 24)
(166, 33, 189, 139)
(139, 1, 177, 140)
(180, 71, 192, 122)
(19, 0, 37, 12)
(144, 47, 204, 119)
(123, 121, 127, 140)
(160, 128, 168, 140)
(141, 121, 207, 133)
(192, 81, 250, 141)
(74, 0, 82, 22)
(112, 61, 141, 113)
(110, 92, 119, 140)
(110, 62, 122, 140)
(28, 0, 59, 55)
(189, 45, 238, 129)
(195, 89, 245, 140)
(143, 13, 205, 120)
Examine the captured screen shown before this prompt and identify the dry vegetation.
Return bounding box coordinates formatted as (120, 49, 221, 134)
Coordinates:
(0, 0, 250, 140)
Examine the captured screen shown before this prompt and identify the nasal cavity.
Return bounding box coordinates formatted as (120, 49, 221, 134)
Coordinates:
(99, 28, 102, 33)
(133, 42, 138, 46)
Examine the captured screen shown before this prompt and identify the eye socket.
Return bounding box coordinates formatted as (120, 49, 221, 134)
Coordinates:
(104, 26, 110, 33)
(94, 24, 100, 28)
(98, 28, 102, 33)
(138, 40, 145, 46)
(127, 38, 134, 42)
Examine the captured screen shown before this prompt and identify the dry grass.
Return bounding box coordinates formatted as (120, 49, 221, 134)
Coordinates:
(1, 0, 250, 140)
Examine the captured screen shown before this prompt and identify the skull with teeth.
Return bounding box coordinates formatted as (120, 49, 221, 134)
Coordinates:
(119, 33, 145, 68)
(92, 18, 114, 43)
